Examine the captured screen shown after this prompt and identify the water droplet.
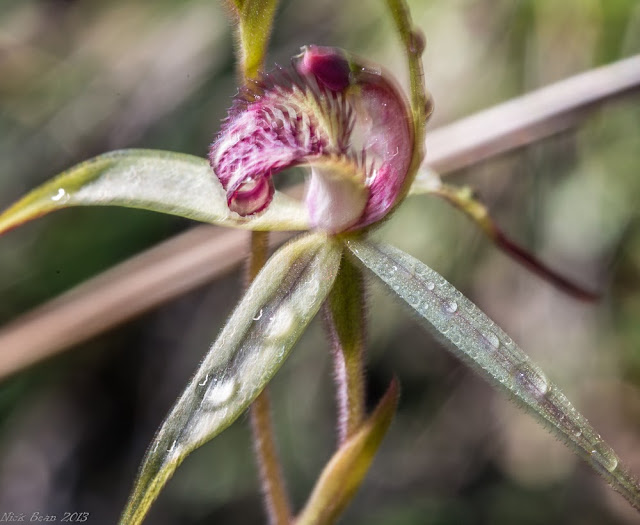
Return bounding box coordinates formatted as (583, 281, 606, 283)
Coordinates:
(487, 332, 500, 349)
(51, 188, 68, 202)
(252, 309, 263, 321)
(406, 288, 421, 307)
(415, 265, 428, 278)
(513, 364, 549, 398)
(590, 441, 618, 472)
(267, 306, 297, 340)
(205, 379, 236, 408)
(445, 300, 457, 313)
(426, 281, 435, 291)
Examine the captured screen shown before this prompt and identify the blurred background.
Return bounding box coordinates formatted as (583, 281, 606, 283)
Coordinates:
(1, 0, 640, 523)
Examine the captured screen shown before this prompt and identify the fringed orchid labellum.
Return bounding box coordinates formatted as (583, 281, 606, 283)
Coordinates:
(209, 45, 414, 233)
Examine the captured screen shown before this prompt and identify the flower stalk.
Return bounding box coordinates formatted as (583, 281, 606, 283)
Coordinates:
(324, 254, 367, 444)
(250, 389, 292, 525)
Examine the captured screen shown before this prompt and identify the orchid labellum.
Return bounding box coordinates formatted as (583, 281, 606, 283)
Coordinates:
(210, 45, 414, 233)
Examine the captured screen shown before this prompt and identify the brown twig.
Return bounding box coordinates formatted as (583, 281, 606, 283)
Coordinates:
(431, 184, 600, 301)
(0, 54, 639, 379)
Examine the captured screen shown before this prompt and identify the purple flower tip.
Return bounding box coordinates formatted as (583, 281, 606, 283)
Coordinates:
(209, 46, 413, 233)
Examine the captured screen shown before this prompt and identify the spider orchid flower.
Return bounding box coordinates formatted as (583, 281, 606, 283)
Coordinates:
(209, 45, 414, 233)
(1, 22, 639, 524)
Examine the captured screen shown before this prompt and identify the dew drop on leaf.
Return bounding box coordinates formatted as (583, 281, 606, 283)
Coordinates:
(487, 332, 500, 349)
(267, 306, 297, 340)
(51, 188, 69, 202)
(513, 364, 549, 399)
(205, 379, 237, 408)
(445, 300, 457, 313)
(590, 441, 619, 473)
(407, 288, 421, 307)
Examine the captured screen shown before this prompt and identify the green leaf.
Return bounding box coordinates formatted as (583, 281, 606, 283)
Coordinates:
(296, 378, 399, 525)
(0, 149, 309, 235)
(119, 232, 342, 525)
(346, 238, 640, 510)
(225, 0, 279, 81)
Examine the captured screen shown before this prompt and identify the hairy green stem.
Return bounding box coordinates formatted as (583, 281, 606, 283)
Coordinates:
(324, 254, 367, 444)
(247, 231, 292, 525)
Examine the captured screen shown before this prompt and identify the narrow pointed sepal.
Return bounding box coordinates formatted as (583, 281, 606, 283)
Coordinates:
(347, 238, 640, 510)
(0, 149, 309, 236)
(409, 177, 599, 300)
(119, 232, 342, 525)
(295, 378, 399, 525)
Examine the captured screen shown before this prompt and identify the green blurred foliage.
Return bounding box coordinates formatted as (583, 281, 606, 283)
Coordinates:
(0, 0, 639, 523)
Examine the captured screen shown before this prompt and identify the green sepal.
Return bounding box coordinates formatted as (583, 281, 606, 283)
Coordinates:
(325, 253, 367, 442)
(225, 0, 279, 81)
(347, 237, 640, 510)
(296, 378, 399, 525)
(119, 232, 342, 525)
(0, 149, 309, 235)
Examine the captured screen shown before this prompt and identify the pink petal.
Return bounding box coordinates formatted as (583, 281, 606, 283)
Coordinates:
(295, 46, 413, 230)
(353, 71, 413, 228)
(209, 70, 352, 217)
